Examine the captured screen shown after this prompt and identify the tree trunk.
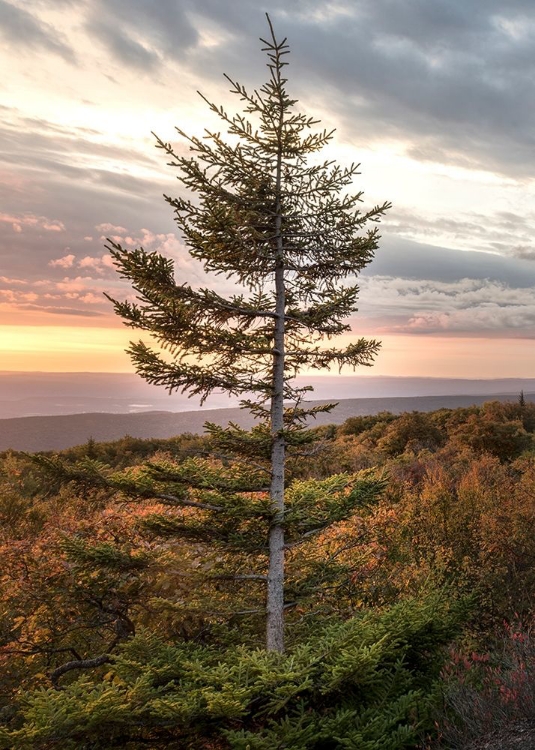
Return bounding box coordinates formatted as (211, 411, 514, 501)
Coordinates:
(266, 138, 285, 653)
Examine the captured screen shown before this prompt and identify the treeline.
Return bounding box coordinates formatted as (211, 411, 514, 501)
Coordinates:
(1, 400, 535, 747)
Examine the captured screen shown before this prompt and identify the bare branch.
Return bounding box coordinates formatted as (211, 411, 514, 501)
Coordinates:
(50, 654, 111, 688)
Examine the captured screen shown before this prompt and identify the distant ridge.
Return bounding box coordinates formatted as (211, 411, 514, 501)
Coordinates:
(2, 372, 535, 420)
(1, 393, 532, 453)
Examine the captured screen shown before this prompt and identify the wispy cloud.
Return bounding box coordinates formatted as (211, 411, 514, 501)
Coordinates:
(0, 0, 76, 62)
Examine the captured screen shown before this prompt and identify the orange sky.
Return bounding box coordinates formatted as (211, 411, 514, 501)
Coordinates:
(3, 325, 535, 380)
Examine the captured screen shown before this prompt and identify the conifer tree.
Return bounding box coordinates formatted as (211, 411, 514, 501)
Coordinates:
(104, 16, 390, 652)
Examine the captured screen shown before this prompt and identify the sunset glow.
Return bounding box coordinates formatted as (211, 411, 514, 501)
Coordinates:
(0, 325, 134, 372)
(1, 1, 535, 381)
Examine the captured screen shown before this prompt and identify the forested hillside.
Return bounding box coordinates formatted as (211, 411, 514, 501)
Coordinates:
(3, 392, 535, 453)
(2, 399, 535, 748)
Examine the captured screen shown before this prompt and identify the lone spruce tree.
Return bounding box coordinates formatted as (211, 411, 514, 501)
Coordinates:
(106, 16, 390, 653)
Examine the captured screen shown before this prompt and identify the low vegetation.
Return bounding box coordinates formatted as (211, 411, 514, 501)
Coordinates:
(1, 399, 535, 747)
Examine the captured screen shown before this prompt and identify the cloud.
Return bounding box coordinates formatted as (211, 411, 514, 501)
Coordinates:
(95, 225, 223, 288)
(86, 0, 198, 70)
(0, 276, 26, 286)
(19, 304, 105, 317)
(78, 292, 102, 304)
(0, 289, 38, 303)
(86, 20, 160, 71)
(365, 237, 535, 289)
(0, 267, 122, 323)
(353, 2, 535, 175)
(358, 274, 535, 334)
(3, 1, 535, 349)
(78, 254, 114, 272)
(0, 212, 65, 233)
(0, 0, 76, 62)
(146, 0, 535, 178)
(0, 110, 177, 290)
(27, 0, 86, 6)
(404, 306, 535, 333)
(381, 207, 535, 259)
(95, 223, 128, 234)
(56, 275, 96, 292)
(511, 246, 535, 261)
(49, 253, 75, 268)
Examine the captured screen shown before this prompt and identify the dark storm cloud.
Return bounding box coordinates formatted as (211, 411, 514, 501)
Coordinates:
(0, 0, 76, 62)
(280, 0, 535, 177)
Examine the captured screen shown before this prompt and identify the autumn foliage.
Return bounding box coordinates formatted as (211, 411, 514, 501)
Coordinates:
(1, 399, 535, 746)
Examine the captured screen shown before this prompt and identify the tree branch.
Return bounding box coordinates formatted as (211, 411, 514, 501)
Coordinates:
(210, 573, 267, 582)
(153, 493, 223, 512)
(284, 526, 327, 549)
(50, 654, 111, 687)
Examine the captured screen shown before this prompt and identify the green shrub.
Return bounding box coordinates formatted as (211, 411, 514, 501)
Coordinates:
(2, 594, 466, 749)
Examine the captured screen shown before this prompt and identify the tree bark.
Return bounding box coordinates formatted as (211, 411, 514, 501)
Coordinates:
(266, 126, 286, 653)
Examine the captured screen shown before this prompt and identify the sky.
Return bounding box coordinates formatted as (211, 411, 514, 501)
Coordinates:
(2, 0, 535, 380)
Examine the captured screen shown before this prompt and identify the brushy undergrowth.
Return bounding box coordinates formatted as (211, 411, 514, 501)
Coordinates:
(436, 616, 535, 748)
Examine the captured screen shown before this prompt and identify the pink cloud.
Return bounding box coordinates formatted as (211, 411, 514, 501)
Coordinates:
(42, 221, 64, 232)
(49, 254, 75, 268)
(95, 222, 127, 234)
(56, 276, 93, 292)
(78, 255, 115, 272)
(0, 213, 65, 233)
(79, 293, 102, 304)
(0, 290, 39, 304)
(0, 276, 26, 286)
(78, 256, 100, 270)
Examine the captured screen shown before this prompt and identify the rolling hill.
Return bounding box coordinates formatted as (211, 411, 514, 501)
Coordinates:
(1, 392, 532, 452)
